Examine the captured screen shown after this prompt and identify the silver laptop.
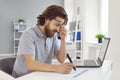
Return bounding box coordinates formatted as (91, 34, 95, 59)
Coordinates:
(76, 38, 110, 68)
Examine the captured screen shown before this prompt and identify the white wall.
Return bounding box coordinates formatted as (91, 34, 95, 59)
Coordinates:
(84, 0, 100, 42)
(64, 0, 75, 23)
(0, 0, 64, 54)
(107, 0, 120, 79)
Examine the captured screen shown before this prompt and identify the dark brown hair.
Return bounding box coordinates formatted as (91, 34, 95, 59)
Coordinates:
(37, 5, 68, 26)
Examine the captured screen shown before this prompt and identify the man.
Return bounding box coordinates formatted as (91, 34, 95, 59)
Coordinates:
(13, 5, 74, 77)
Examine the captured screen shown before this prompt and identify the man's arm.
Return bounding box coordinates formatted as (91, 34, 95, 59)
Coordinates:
(24, 54, 73, 74)
(55, 26, 67, 63)
(55, 39, 66, 63)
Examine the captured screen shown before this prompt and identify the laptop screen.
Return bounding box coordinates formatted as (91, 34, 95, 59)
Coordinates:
(98, 38, 110, 62)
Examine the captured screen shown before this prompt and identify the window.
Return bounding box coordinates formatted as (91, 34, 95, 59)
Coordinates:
(100, 0, 109, 37)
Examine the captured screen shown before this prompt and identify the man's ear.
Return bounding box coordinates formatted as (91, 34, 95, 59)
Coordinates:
(45, 19, 49, 25)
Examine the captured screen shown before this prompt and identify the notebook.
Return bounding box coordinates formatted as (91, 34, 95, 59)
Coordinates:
(75, 38, 110, 68)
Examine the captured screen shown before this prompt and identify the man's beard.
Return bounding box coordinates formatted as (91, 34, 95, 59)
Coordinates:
(44, 25, 57, 37)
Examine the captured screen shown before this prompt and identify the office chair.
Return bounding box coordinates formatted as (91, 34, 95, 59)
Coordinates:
(0, 57, 16, 76)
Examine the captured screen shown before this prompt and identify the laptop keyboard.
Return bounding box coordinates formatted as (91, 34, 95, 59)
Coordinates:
(84, 60, 97, 66)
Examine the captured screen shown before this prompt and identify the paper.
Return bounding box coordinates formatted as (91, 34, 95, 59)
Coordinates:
(72, 69, 88, 78)
(61, 69, 88, 78)
(0, 70, 16, 80)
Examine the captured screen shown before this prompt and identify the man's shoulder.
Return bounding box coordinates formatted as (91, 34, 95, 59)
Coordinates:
(23, 27, 36, 36)
(25, 26, 35, 33)
(18, 27, 37, 42)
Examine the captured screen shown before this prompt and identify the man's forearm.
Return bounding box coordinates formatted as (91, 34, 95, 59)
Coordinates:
(26, 59, 58, 72)
(26, 60, 74, 74)
(24, 54, 58, 72)
(57, 39, 66, 63)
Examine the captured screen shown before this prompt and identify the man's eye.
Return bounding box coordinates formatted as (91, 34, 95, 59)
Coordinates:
(55, 24, 60, 26)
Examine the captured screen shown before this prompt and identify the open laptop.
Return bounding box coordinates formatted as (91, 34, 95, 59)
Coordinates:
(75, 38, 110, 68)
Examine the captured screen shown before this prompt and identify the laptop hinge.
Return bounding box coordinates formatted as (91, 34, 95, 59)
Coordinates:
(97, 59, 102, 66)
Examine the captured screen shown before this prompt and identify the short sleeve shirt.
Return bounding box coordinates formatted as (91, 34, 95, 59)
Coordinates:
(13, 26, 60, 76)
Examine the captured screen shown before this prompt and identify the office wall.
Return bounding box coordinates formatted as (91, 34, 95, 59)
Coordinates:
(107, 0, 120, 79)
(84, 0, 100, 42)
(0, 0, 64, 54)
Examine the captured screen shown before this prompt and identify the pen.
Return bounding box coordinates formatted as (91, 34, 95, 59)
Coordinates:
(66, 53, 76, 71)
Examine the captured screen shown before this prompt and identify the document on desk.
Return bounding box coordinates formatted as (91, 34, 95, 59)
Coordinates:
(63, 69, 88, 78)
(16, 70, 88, 80)
(70, 69, 88, 78)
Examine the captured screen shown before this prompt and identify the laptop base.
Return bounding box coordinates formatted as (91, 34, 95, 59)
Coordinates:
(75, 60, 102, 68)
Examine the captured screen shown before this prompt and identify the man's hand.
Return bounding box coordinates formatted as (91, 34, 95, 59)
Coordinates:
(55, 26, 67, 63)
(55, 62, 74, 74)
(59, 26, 67, 40)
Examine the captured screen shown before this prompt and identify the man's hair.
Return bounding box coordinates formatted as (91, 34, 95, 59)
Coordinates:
(37, 5, 68, 26)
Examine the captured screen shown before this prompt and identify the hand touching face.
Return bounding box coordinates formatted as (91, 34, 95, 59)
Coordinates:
(44, 16, 67, 38)
(59, 26, 67, 40)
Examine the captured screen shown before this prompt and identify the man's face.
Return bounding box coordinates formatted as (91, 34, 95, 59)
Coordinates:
(45, 17, 65, 37)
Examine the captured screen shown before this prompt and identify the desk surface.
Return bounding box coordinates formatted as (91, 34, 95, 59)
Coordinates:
(16, 60, 112, 80)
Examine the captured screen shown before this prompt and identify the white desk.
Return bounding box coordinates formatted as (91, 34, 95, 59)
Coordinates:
(16, 60, 112, 80)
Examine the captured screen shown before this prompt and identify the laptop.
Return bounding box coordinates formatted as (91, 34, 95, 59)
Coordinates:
(75, 38, 110, 68)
